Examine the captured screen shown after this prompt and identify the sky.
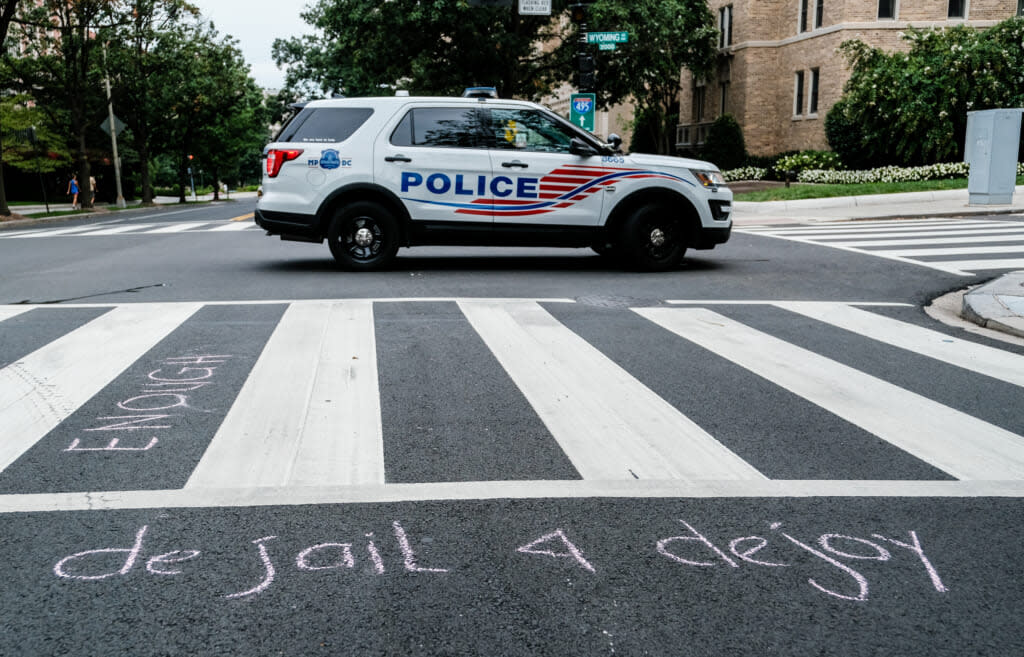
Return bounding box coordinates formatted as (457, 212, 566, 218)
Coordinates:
(190, 0, 315, 90)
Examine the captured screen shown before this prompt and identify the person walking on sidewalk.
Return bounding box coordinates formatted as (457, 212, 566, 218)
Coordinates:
(67, 174, 80, 210)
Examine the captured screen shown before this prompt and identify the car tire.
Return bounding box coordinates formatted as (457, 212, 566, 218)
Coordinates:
(618, 203, 686, 271)
(327, 201, 400, 271)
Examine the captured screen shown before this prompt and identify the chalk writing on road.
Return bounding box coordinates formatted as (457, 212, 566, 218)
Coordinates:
(51, 519, 947, 603)
(64, 355, 232, 453)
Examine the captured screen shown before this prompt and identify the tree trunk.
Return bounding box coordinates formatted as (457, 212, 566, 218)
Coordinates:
(77, 131, 92, 209)
(138, 140, 153, 206)
(0, 132, 10, 216)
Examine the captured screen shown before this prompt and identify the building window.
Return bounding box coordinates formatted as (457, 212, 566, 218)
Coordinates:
(794, 71, 805, 117)
(799, 0, 809, 32)
(878, 0, 896, 19)
(809, 68, 820, 115)
(720, 83, 729, 115)
(948, 0, 966, 17)
(694, 82, 706, 122)
(815, 0, 824, 28)
(718, 5, 733, 47)
(1018, 0, 1023, 16)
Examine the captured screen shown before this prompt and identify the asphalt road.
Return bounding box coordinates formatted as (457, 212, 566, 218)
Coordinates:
(1, 201, 1023, 656)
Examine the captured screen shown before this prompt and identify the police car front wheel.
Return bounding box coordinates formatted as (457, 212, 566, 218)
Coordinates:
(620, 203, 687, 271)
(327, 201, 400, 271)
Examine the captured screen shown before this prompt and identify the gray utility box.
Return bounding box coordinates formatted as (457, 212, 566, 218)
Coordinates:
(965, 108, 1023, 205)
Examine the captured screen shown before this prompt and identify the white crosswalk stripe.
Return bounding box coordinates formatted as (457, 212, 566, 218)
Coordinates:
(0, 298, 1022, 511)
(0, 221, 260, 238)
(186, 301, 385, 489)
(739, 218, 1024, 275)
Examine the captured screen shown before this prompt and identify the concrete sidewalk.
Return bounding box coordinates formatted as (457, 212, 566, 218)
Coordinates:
(732, 184, 1024, 226)
(2, 191, 259, 219)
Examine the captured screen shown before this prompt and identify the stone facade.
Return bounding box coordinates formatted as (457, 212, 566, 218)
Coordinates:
(679, 0, 1022, 157)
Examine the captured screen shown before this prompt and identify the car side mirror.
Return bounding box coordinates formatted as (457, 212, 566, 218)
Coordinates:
(570, 138, 598, 157)
(607, 133, 623, 152)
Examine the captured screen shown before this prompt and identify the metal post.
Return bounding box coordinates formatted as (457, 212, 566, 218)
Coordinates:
(102, 44, 126, 208)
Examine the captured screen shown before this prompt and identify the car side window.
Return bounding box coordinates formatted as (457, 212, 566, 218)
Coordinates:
(390, 108, 485, 148)
(488, 108, 575, 154)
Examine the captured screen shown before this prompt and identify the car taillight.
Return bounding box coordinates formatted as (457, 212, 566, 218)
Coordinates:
(265, 149, 303, 178)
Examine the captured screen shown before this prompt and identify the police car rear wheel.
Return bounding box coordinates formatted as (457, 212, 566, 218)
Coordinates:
(327, 201, 400, 271)
(620, 204, 686, 271)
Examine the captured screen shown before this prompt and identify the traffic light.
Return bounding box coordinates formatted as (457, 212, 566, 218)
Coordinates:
(578, 53, 595, 92)
(570, 3, 587, 23)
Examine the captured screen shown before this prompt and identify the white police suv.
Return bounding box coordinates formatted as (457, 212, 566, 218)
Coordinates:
(256, 95, 732, 271)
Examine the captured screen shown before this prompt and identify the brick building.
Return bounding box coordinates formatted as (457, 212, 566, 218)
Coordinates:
(678, 0, 1023, 157)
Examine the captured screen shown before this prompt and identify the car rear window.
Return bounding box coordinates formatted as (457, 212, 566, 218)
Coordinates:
(277, 107, 374, 143)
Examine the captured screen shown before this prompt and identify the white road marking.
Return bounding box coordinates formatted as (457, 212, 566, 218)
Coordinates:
(208, 221, 256, 231)
(458, 300, 765, 481)
(743, 221, 1014, 235)
(146, 222, 213, 233)
(75, 224, 158, 235)
(0, 304, 202, 472)
(3, 479, 1024, 514)
(814, 226, 1024, 241)
(0, 307, 32, 323)
(833, 233, 1024, 248)
(918, 258, 1024, 271)
(773, 301, 1024, 387)
(635, 307, 1024, 481)
(187, 301, 385, 488)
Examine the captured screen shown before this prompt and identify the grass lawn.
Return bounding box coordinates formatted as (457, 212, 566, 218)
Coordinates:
(733, 175, 1024, 202)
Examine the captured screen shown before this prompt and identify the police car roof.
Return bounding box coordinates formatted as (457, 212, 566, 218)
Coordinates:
(302, 95, 537, 108)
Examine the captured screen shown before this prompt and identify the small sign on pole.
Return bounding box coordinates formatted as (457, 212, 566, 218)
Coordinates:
(570, 93, 596, 132)
(518, 0, 551, 14)
(586, 31, 629, 45)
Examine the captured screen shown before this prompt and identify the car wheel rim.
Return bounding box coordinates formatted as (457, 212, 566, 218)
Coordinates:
(642, 219, 676, 260)
(343, 217, 383, 261)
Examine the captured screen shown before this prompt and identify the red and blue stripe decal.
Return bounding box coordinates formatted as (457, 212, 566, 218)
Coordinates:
(400, 165, 692, 217)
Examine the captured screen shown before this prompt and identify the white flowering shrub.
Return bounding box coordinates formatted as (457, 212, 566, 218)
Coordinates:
(724, 161, 1023, 184)
(775, 151, 842, 173)
(722, 166, 767, 182)
(798, 162, 972, 184)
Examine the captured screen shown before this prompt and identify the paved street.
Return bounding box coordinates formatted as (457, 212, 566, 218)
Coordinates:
(1, 201, 1023, 656)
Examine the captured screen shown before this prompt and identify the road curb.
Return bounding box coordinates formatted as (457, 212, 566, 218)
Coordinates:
(961, 271, 1024, 339)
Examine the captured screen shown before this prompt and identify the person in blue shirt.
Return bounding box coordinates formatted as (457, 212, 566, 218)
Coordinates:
(67, 174, 79, 210)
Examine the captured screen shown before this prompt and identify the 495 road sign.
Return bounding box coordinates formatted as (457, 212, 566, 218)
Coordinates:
(570, 93, 596, 132)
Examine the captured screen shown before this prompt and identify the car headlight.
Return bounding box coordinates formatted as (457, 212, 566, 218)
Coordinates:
(690, 169, 727, 189)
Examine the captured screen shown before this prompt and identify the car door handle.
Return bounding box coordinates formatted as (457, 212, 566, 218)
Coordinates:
(385, 155, 412, 163)
(502, 160, 529, 168)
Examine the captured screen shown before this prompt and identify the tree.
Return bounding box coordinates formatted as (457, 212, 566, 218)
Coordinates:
(585, 0, 718, 154)
(829, 17, 1024, 166)
(9, 0, 125, 209)
(194, 39, 269, 200)
(151, 23, 265, 202)
(272, 0, 573, 100)
(103, 0, 200, 205)
(0, 0, 23, 215)
(0, 95, 71, 174)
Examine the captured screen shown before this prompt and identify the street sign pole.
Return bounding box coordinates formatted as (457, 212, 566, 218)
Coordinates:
(102, 44, 126, 209)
